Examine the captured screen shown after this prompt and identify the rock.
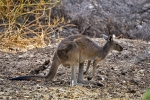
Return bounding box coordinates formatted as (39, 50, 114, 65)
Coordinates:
(49, 0, 150, 41)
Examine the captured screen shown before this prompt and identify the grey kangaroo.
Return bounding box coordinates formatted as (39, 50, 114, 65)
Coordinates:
(10, 34, 123, 86)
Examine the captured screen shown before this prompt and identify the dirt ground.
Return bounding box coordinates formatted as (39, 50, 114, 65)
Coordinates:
(0, 37, 149, 100)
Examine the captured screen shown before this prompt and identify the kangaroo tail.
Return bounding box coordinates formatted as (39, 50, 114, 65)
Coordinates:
(10, 52, 61, 81)
(10, 75, 45, 81)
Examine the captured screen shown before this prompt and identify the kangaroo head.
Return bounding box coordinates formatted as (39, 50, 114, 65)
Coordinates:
(103, 34, 123, 51)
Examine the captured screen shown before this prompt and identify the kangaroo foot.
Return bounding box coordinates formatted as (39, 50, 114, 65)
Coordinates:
(70, 83, 83, 86)
(78, 79, 103, 87)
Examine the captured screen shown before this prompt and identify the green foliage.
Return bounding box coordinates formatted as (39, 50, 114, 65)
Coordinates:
(142, 89, 150, 100)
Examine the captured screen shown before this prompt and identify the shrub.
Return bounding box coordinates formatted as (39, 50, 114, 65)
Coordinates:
(0, 0, 72, 52)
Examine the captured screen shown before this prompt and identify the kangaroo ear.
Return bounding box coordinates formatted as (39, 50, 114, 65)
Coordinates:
(103, 34, 108, 40)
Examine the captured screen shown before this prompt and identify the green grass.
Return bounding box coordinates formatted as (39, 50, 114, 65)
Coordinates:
(142, 89, 150, 100)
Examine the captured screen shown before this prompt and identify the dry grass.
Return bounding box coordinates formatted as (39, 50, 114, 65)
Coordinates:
(0, 0, 73, 53)
(0, 85, 133, 100)
(0, 34, 46, 52)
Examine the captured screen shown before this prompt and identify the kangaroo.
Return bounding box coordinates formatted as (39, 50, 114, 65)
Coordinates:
(10, 33, 123, 86)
